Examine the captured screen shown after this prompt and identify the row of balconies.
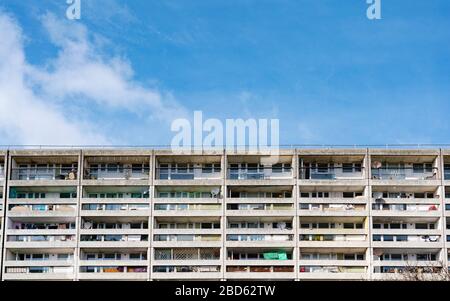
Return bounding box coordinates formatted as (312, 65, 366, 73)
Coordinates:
(4, 164, 449, 182)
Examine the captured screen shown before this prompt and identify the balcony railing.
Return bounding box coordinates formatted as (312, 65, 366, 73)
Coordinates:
(299, 204, 366, 211)
(227, 167, 292, 180)
(83, 167, 149, 180)
(6, 266, 74, 274)
(11, 167, 77, 181)
(373, 235, 440, 242)
(227, 234, 294, 242)
(9, 204, 77, 213)
(299, 266, 366, 273)
(371, 167, 438, 180)
(154, 234, 221, 242)
(81, 204, 150, 211)
(80, 235, 148, 242)
(372, 203, 439, 212)
(8, 235, 76, 242)
(156, 167, 221, 180)
(227, 204, 293, 211)
(154, 204, 221, 211)
(299, 166, 364, 180)
(227, 266, 294, 273)
(300, 235, 366, 242)
(80, 266, 147, 273)
(154, 248, 220, 260)
(153, 266, 220, 273)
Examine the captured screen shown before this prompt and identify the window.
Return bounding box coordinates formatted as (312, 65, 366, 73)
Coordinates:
(342, 163, 353, 173)
(373, 235, 381, 241)
(396, 235, 407, 242)
(415, 223, 428, 230)
(384, 235, 394, 242)
(413, 164, 424, 173)
(202, 164, 213, 174)
(272, 163, 283, 173)
(343, 192, 355, 198)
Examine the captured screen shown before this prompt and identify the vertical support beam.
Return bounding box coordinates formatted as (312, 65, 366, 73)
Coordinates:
(149, 150, 156, 281)
(0, 150, 10, 280)
(293, 148, 300, 281)
(74, 148, 83, 281)
(221, 149, 227, 280)
(438, 149, 448, 269)
(366, 148, 374, 281)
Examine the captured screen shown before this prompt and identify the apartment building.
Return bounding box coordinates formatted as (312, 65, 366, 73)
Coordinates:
(0, 148, 449, 281)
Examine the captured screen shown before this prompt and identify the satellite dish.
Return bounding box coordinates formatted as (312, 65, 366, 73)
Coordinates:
(211, 188, 220, 197)
(372, 161, 382, 168)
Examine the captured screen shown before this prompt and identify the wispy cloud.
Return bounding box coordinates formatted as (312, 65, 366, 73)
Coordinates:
(0, 10, 187, 145)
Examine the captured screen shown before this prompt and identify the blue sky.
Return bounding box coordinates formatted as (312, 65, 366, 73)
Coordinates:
(0, 0, 449, 146)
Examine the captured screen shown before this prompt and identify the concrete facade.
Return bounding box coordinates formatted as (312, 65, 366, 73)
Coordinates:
(0, 148, 449, 280)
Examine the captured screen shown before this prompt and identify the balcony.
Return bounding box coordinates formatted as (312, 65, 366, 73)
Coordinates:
(80, 202, 151, 217)
(6, 235, 77, 248)
(226, 203, 294, 217)
(83, 167, 150, 182)
(227, 166, 293, 186)
(225, 265, 294, 280)
(8, 203, 78, 218)
(372, 234, 442, 248)
(371, 167, 438, 180)
(299, 166, 364, 181)
(372, 265, 445, 280)
(79, 234, 149, 248)
(299, 234, 369, 248)
(226, 234, 295, 247)
(152, 265, 222, 280)
(153, 217, 221, 236)
(371, 201, 441, 217)
(156, 167, 221, 180)
(3, 266, 75, 280)
(299, 202, 368, 217)
(154, 248, 221, 266)
(82, 155, 150, 185)
(153, 234, 222, 248)
(155, 161, 222, 186)
(78, 266, 148, 280)
(153, 203, 222, 217)
(10, 167, 78, 186)
(226, 248, 294, 267)
(298, 265, 367, 280)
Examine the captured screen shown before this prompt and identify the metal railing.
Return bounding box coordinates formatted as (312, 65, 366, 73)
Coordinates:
(227, 167, 293, 180)
(299, 166, 364, 180)
(155, 167, 221, 180)
(83, 167, 149, 180)
(3, 143, 450, 150)
(371, 167, 438, 180)
(11, 167, 77, 181)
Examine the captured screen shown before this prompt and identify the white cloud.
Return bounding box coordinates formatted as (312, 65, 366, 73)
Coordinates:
(0, 11, 107, 145)
(0, 11, 186, 145)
